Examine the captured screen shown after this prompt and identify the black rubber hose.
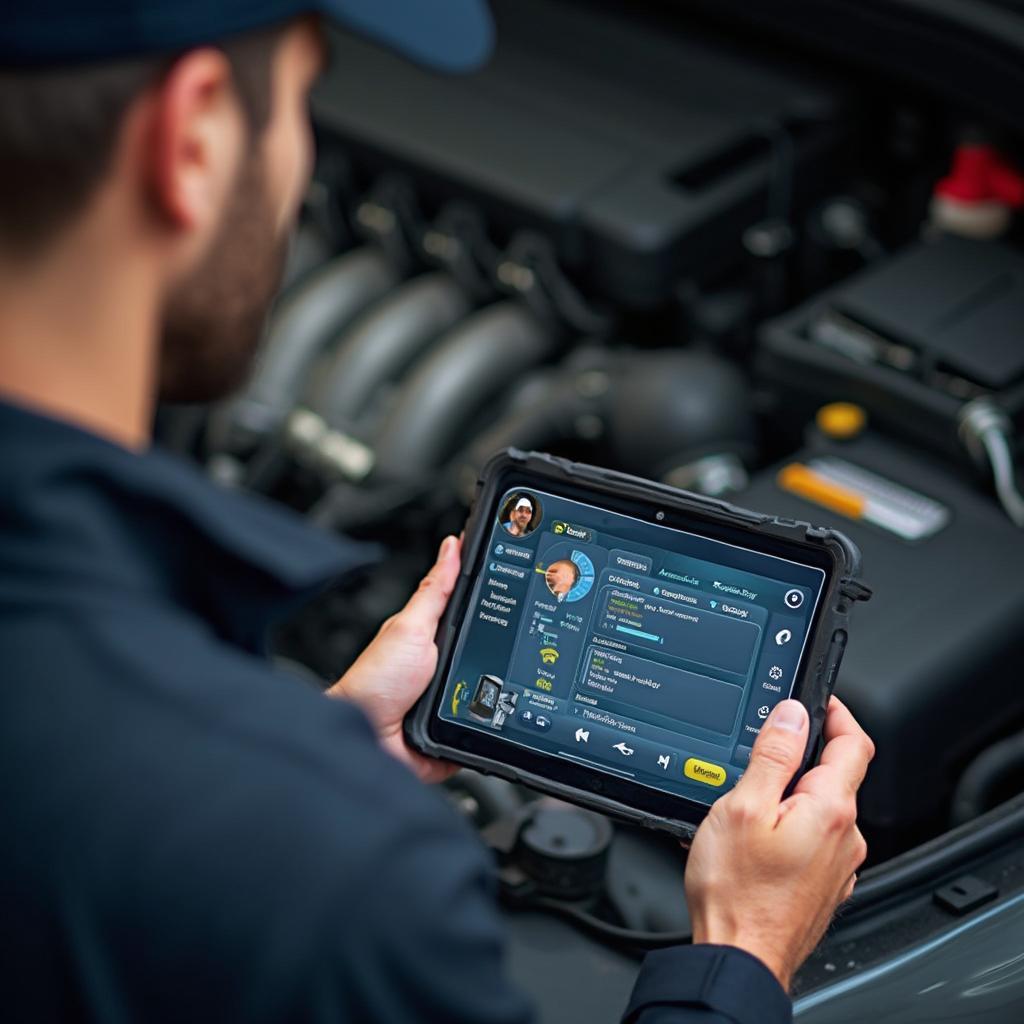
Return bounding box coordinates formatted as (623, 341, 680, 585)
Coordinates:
(370, 302, 556, 480)
(527, 897, 690, 950)
(848, 791, 1024, 912)
(471, 378, 594, 459)
(207, 246, 398, 454)
(545, 794, 1024, 943)
(453, 372, 604, 501)
(950, 731, 1024, 826)
(606, 351, 756, 480)
(303, 272, 471, 429)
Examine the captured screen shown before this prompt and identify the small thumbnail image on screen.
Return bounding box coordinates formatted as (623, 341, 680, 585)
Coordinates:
(466, 674, 519, 729)
(499, 492, 542, 538)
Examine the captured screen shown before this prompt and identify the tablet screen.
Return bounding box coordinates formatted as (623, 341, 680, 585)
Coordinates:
(436, 486, 827, 805)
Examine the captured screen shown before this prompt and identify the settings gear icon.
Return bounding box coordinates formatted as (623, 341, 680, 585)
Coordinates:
(769, 665, 783, 681)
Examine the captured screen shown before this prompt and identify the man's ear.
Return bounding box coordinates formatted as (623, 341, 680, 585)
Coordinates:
(146, 48, 244, 232)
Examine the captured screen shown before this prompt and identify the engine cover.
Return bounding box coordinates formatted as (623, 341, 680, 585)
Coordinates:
(738, 432, 1024, 858)
(312, 0, 845, 308)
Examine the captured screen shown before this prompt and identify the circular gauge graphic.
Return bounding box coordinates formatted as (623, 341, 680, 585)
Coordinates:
(567, 550, 595, 601)
(542, 546, 596, 603)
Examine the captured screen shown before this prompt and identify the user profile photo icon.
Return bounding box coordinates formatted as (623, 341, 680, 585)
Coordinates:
(499, 492, 541, 538)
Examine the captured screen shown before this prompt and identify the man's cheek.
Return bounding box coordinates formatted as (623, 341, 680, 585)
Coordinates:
(267, 117, 314, 236)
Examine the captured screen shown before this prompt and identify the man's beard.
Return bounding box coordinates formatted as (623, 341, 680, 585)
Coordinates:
(158, 154, 288, 404)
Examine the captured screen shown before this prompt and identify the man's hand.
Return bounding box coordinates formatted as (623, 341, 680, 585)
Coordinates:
(328, 535, 461, 784)
(685, 696, 874, 991)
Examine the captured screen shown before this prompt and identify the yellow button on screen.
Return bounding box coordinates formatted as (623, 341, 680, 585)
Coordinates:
(684, 757, 727, 787)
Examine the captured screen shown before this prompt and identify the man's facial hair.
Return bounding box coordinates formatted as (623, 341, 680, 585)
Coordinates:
(158, 153, 288, 403)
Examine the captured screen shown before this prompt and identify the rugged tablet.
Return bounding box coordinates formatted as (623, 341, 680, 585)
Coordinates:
(406, 450, 869, 840)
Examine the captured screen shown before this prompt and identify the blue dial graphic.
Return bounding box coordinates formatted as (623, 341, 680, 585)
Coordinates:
(567, 550, 595, 602)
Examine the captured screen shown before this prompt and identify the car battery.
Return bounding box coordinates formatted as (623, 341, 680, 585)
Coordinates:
(736, 430, 1024, 858)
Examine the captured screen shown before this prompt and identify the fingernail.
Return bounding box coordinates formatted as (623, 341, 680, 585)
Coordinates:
(439, 536, 454, 558)
(770, 700, 807, 733)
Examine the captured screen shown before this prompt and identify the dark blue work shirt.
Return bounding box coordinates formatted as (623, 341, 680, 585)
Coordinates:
(0, 399, 790, 1024)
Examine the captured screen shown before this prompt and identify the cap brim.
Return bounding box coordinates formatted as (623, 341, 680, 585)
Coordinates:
(321, 0, 494, 73)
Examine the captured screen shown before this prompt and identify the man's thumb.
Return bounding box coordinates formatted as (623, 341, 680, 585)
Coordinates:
(398, 536, 460, 631)
(737, 700, 809, 806)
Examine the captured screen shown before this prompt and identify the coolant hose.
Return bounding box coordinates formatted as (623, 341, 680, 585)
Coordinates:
(466, 378, 592, 464)
(951, 730, 1024, 826)
(453, 368, 606, 501)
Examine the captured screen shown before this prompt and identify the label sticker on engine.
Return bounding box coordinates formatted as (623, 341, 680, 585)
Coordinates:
(778, 457, 950, 542)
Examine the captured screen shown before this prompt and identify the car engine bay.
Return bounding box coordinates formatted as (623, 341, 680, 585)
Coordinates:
(156, 0, 1024, 1010)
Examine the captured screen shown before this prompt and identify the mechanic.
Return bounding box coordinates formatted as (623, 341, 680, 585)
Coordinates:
(0, 2, 874, 1022)
(504, 495, 537, 536)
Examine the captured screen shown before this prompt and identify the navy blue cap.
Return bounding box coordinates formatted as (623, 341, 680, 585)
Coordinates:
(1, 0, 494, 72)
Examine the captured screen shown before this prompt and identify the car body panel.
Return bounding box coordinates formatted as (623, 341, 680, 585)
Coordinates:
(796, 892, 1024, 1021)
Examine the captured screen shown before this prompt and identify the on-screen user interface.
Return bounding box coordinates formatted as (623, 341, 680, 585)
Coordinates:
(437, 487, 826, 804)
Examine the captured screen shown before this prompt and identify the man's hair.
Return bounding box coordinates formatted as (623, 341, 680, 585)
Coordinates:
(0, 25, 285, 256)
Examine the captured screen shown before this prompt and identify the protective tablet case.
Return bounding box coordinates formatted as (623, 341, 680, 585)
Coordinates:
(405, 449, 870, 841)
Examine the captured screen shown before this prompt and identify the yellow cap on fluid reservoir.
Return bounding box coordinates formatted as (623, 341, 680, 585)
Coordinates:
(816, 402, 866, 440)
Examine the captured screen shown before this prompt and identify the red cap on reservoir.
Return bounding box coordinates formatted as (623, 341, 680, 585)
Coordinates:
(935, 144, 1024, 207)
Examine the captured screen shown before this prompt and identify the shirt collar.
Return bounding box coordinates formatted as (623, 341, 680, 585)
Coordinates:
(0, 398, 379, 651)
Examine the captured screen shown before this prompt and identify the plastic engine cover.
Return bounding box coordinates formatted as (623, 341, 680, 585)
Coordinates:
(737, 432, 1024, 858)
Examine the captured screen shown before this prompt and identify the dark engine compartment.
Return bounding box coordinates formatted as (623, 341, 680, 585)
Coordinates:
(159, 0, 1024, 1005)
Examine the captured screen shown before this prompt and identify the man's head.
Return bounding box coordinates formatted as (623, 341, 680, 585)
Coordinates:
(509, 497, 534, 533)
(0, 1, 492, 410)
(155, 22, 325, 401)
(0, 20, 324, 402)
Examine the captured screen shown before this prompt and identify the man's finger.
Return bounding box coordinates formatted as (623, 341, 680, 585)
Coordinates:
(821, 697, 874, 757)
(733, 699, 809, 807)
(796, 697, 874, 797)
(796, 739, 873, 802)
(397, 536, 461, 630)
